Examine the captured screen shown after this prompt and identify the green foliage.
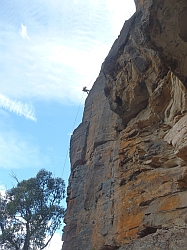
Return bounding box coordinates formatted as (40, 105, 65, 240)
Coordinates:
(0, 169, 66, 250)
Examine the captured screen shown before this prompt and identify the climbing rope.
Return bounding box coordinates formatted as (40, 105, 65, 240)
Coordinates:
(61, 91, 84, 178)
(61, 72, 98, 179)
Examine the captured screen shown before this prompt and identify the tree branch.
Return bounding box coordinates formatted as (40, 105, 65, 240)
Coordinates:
(9, 171, 19, 184)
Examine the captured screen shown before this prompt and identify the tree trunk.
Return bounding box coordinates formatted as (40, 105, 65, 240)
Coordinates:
(22, 222, 30, 250)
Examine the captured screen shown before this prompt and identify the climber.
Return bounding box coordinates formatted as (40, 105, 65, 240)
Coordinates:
(82, 86, 89, 94)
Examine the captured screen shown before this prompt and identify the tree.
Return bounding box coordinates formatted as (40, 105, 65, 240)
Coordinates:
(0, 169, 66, 250)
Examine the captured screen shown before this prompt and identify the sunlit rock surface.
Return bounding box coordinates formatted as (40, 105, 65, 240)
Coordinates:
(62, 0, 187, 249)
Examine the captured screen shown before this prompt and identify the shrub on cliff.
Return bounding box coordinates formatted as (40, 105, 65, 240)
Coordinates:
(0, 169, 66, 250)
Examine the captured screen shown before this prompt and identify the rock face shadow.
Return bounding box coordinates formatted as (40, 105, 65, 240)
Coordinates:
(178, 7, 187, 42)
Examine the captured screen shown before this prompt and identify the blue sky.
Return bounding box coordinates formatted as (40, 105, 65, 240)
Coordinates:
(0, 0, 135, 249)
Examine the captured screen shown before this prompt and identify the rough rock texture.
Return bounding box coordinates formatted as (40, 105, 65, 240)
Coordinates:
(62, 0, 187, 249)
(63, 73, 118, 250)
(119, 229, 187, 250)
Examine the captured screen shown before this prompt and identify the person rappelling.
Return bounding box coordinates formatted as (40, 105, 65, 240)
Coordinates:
(82, 86, 89, 94)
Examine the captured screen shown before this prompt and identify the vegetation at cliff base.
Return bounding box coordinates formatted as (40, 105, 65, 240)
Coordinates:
(0, 169, 66, 250)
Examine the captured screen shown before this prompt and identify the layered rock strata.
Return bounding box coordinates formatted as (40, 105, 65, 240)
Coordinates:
(62, 0, 187, 249)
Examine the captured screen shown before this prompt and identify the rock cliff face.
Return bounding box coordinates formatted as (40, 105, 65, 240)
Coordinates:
(62, 0, 187, 249)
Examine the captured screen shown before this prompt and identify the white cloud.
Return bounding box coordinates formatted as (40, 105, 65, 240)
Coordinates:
(0, 184, 6, 197)
(0, 33, 98, 105)
(20, 24, 30, 40)
(0, 130, 49, 169)
(106, 0, 135, 16)
(0, 0, 136, 105)
(44, 233, 63, 250)
(106, 0, 135, 36)
(0, 94, 36, 121)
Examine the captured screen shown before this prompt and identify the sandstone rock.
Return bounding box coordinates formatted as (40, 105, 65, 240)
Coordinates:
(70, 121, 89, 169)
(62, 0, 187, 249)
(164, 114, 187, 162)
(62, 73, 118, 250)
(140, 0, 187, 86)
(119, 229, 187, 250)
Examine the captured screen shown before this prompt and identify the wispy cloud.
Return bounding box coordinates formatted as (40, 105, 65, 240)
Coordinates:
(20, 24, 30, 40)
(0, 0, 135, 105)
(0, 94, 36, 121)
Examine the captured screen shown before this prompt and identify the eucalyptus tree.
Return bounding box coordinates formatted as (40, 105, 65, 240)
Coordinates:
(0, 169, 66, 250)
